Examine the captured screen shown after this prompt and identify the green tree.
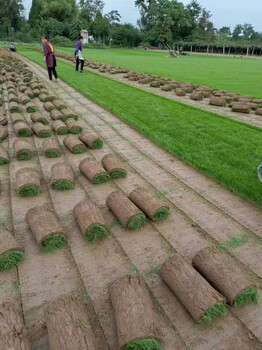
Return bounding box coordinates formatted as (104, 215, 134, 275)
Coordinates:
(41, 0, 78, 22)
(90, 12, 110, 44)
(28, 0, 43, 25)
(0, 0, 24, 35)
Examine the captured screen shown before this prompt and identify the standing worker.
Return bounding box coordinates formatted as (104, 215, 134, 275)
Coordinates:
(42, 36, 58, 82)
(75, 36, 85, 73)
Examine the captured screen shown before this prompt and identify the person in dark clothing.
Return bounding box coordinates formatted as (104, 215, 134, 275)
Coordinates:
(42, 36, 58, 81)
(75, 36, 85, 73)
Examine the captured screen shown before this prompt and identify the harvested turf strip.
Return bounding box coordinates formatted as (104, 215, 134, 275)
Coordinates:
(42, 138, 62, 158)
(31, 122, 52, 138)
(125, 339, 162, 350)
(79, 132, 103, 149)
(45, 149, 62, 158)
(0, 125, 8, 142)
(26, 102, 37, 113)
(0, 144, 9, 165)
(31, 112, 49, 125)
(10, 113, 24, 124)
(18, 184, 40, 197)
(234, 287, 259, 308)
(193, 247, 258, 307)
(41, 233, 68, 253)
(65, 119, 83, 134)
(14, 122, 32, 137)
(26, 205, 67, 252)
(0, 250, 25, 271)
(50, 109, 65, 121)
(63, 135, 87, 154)
(102, 154, 127, 179)
(73, 200, 109, 242)
(109, 276, 162, 349)
(16, 167, 41, 197)
(9, 102, 22, 113)
(52, 100, 67, 110)
(79, 158, 110, 184)
(200, 302, 228, 324)
(61, 108, 78, 120)
(51, 162, 75, 190)
(107, 190, 147, 230)
(129, 187, 170, 221)
(160, 255, 226, 323)
(14, 139, 33, 160)
(52, 120, 68, 135)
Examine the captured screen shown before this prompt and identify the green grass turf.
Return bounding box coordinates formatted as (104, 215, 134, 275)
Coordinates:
(90, 139, 103, 149)
(0, 158, 9, 165)
(92, 173, 111, 184)
(18, 184, 40, 197)
(85, 224, 109, 242)
(200, 302, 228, 324)
(17, 129, 32, 137)
(70, 126, 83, 134)
(0, 250, 25, 271)
(37, 118, 49, 125)
(219, 234, 249, 250)
(234, 287, 259, 308)
(45, 149, 62, 158)
(17, 150, 33, 160)
(10, 106, 22, 113)
(56, 127, 68, 135)
(37, 130, 52, 138)
(111, 168, 127, 179)
(52, 180, 75, 190)
(127, 214, 147, 230)
(69, 145, 87, 154)
(27, 106, 37, 113)
(152, 207, 170, 221)
(55, 47, 262, 98)
(125, 338, 162, 350)
(19, 49, 262, 207)
(41, 233, 67, 253)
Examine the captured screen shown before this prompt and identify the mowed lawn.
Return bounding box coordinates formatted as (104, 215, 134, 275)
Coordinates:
(56, 46, 262, 98)
(19, 48, 262, 207)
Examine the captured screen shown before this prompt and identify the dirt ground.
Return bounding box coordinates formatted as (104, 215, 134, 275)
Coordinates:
(1, 55, 261, 349)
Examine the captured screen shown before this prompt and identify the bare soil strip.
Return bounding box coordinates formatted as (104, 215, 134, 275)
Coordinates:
(17, 56, 262, 348)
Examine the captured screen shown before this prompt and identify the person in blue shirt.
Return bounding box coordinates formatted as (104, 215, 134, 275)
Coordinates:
(75, 36, 85, 73)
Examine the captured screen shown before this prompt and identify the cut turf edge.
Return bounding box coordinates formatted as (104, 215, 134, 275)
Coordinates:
(234, 287, 259, 308)
(85, 224, 109, 242)
(111, 169, 127, 179)
(18, 184, 40, 197)
(92, 173, 111, 184)
(41, 233, 68, 253)
(72, 145, 87, 154)
(52, 180, 75, 190)
(200, 302, 228, 324)
(152, 207, 170, 221)
(126, 214, 147, 231)
(45, 149, 62, 158)
(17, 150, 33, 160)
(0, 250, 25, 271)
(0, 158, 9, 165)
(124, 338, 162, 350)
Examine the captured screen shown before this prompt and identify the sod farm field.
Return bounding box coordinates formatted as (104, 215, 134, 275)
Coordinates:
(55, 47, 262, 98)
(20, 48, 262, 207)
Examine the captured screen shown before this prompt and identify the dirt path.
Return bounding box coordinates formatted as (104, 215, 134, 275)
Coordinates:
(59, 56, 262, 129)
(12, 55, 262, 349)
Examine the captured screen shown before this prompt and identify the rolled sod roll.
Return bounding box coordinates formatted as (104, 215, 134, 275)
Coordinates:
(79, 158, 110, 184)
(160, 255, 227, 324)
(31, 112, 49, 125)
(0, 302, 30, 350)
(9, 102, 22, 113)
(129, 187, 170, 221)
(190, 93, 203, 101)
(51, 162, 75, 190)
(16, 167, 41, 197)
(50, 109, 65, 121)
(52, 120, 68, 135)
(0, 125, 8, 142)
(14, 139, 33, 160)
(42, 138, 62, 158)
(0, 227, 24, 271)
(109, 276, 162, 350)
(19, 84, 27, 93)
(64, 135, 87, 154)
(73, 199, 109, 241)
(14, 122, 32, 137)
(209, 96, 226, 107)
(31, 122, 52, 138)
(106, 190, 147, 230)
(65, 119, 83, 134)
(25, 101, 37, 113)
(25, 205, 67, 252)
(0, 144, 9, 165)
(24, 90, 34, 99)
(193, 247, 259, 308)
(231, 103, 250, 114)
(175, 88, 186, 96)
(8, 94, 19, 103)
(61, 108, 78, 120)
(32, 89, 40, 97)
(101, 154, 127, 179)
(46, 94, 57, 102)
(52, 100, 67, 111)
(39, 93, 49, 102)
(20, 94, 30, 105)
(43, 101, 55, 112)
(0, 112, 7, 126)
(10, 113, 24, 124)
(255, 108, 262, 116)
(45, 297, 97, 350)
(79, 132, 103, 149)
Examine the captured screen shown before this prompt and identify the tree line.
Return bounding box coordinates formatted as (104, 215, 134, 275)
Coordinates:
(1, 0, 262, 52)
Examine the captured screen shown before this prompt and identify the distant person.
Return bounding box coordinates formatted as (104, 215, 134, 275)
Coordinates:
(75, 36, 85, 73)
(9, 43, 16, 52)
(179, 46, 183, 55)
(42, 36, 58, 82)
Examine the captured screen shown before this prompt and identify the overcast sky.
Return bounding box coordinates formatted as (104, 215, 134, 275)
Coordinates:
(22, 0, 262, 32)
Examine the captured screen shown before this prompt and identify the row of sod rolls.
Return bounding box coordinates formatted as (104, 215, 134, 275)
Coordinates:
(63, 132, 103, 154)
(106, 188, 170, 231)
(0, 227, 24, 271)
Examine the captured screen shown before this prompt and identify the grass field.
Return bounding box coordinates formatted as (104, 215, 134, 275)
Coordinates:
(54, 46, 262, 98)
(19, 48, 262, 207)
